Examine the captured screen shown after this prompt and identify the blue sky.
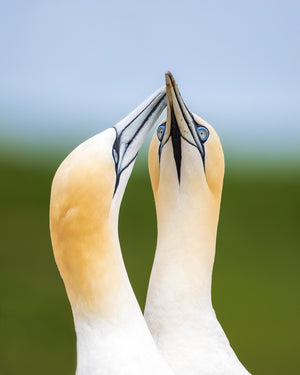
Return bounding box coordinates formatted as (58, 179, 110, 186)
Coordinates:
(0, 0, 299, 156)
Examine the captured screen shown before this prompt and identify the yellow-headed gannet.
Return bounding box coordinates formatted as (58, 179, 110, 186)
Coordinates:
(144, 72, 251, 375)
(50, 87, 175, 375)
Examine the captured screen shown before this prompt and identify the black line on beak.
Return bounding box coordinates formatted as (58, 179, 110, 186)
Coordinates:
(171, 86, 206, 167)
(170, 102, 182, 182)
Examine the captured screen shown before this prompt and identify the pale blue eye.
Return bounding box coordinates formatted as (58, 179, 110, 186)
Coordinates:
(157, 124, 166, 141)
(197, 126, 209, 142)
(112, 148, 119, 164)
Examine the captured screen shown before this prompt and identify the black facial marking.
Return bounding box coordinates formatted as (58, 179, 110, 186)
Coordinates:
(112, 130, 122, 195)
(170, 103, 182, 182)
(171, 87, 207, 168)
(193, 118, 208, 167)
(112, 127, 139, 196)
(112, 93, 165, 196)
(158, 122, 167, 161)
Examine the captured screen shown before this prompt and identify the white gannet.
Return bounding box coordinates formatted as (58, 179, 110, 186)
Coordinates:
(50, 87, 175, 375)
(144, 72, 251, 375)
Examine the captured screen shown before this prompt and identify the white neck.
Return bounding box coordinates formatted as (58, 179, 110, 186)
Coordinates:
(74, 299, 156, 375)
(62, 219, 174, 375)
(144, 194, 251, 374)
(67, 211, 173, 375)
(73, 303, 176, 374)
(146, 195, 219, 322)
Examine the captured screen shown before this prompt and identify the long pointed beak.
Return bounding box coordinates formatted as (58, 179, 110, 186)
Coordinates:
(165, 72, 183, 182)
(165, 72, 205, 176)
(112, 86, 166, 194)
(165, 72, 194, 132)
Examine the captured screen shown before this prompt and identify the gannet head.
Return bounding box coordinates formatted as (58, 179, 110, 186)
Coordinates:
(149, 72, 224, 232)
(50, 87, 166, 317)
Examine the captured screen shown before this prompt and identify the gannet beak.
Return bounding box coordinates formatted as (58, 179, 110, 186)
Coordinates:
(165, 72, 206, 180)
(112, 87, 166, 194)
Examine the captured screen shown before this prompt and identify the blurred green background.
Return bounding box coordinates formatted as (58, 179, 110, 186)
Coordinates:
(0, 145, 299, 374)
(1, 1, 300, 374)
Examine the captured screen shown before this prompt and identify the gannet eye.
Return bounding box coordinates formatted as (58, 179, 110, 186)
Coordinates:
(157, 124, 166, 141)
(112, 148, 119, 164)
(197, 126, 209, 142)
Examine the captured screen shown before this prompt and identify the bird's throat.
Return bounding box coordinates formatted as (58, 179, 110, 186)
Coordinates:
(146, 198, 220, 322)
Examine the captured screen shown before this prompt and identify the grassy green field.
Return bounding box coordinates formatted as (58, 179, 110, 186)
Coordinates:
(0, 152, 299, 374)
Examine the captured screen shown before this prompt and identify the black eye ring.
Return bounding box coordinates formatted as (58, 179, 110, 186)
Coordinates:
(196, 126, 209, 142)
(157, 124, 166, 141)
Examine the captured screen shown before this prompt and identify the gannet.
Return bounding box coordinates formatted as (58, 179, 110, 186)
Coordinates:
(50, 87, 175, 375)
(144, 72, 251, 375)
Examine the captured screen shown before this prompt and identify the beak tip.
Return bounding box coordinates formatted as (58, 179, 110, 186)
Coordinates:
(165, 71, 171, 85)
(165, 70, 177, 88)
